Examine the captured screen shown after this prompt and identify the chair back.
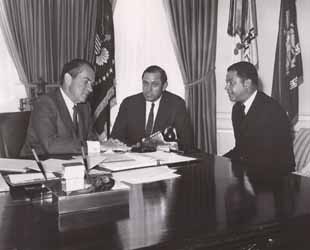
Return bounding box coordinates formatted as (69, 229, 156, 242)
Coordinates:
(294, 128, 310, 172)
(0, 111, 31, 158)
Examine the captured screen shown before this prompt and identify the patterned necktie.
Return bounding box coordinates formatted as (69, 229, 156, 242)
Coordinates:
(145, 102, 155, 137)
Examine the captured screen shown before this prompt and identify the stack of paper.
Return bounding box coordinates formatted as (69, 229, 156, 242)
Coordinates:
(113, 165, 180, 184)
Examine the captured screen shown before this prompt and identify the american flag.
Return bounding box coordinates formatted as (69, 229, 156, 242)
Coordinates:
(91, 0, 116, 139)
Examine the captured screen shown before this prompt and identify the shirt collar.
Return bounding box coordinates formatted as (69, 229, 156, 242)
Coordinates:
(146, 95, 162, 106)
(243, 90, 257, 114)
(60, 87, 75, 115)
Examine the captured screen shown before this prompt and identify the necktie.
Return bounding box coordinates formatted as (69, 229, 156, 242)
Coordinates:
(73, 105, 79, 137)
(235, 103, 245, 145)
(240, 103, 245, 121)
(145, 102, 155, 137)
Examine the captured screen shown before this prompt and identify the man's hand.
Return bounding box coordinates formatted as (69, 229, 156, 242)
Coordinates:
(100, 138, 129, 152)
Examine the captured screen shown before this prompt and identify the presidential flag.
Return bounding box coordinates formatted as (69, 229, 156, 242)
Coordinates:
(91, 0, 116, 139)
(227, 0, 258, 68)
(271, 0, 303, 125)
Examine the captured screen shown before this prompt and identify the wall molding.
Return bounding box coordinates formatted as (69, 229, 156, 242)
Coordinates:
(217, 112, 310, 131)
(216, 112, 310, 154)
(296, 114, 310, 130)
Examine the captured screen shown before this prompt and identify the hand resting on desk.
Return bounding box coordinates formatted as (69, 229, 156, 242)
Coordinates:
(100, 138, 130, 152)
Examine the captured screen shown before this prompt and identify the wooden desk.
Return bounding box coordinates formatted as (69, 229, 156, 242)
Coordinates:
(1, 154, 310, 250)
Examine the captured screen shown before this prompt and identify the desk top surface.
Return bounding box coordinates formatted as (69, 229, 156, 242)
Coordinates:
(1, 153, 310, 250)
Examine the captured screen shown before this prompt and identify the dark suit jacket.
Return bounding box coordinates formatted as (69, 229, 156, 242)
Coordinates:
(111, 91, 193, 151)
(225, 92, 295, 173)
(20, 88, 97, 156)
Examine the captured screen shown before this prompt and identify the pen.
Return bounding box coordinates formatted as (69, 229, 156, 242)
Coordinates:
(31, 148, 47, 181)
(81, 144, 89, 174)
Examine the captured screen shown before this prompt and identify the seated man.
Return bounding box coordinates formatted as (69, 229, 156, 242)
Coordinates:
(224, 61, 295, 172)
(20, 58, 97, 156)
(111, 65, 193, 151)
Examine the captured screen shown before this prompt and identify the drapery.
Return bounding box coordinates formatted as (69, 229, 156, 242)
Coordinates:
(163, 0, 218, 153)
(2, 0, 97, 85)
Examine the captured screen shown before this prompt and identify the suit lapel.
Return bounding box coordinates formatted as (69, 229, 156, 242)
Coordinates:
(137, 94, 147, 137)
(153, 92, 169, 132)
(54, 88, 76, 137)
(241, 92, 262, 132)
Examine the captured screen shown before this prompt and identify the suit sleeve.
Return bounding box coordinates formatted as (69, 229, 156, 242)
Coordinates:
(84, 103, 98, 141)
(110, 99, 129, 144)
(174, 100, 194, 151)
(30, 97, 81, 155)
(248, 106, 295, 169)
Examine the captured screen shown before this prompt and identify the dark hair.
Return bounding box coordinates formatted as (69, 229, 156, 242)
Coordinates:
(227, 61, 258, 86)
(142, 65, 167, 84)
(60, 58, 95, 85)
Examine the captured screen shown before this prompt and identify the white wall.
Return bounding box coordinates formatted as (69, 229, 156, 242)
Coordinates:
(216, 0, 310, 155)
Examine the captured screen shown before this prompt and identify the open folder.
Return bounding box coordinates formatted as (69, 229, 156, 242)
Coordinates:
(96, 151, 197, 172)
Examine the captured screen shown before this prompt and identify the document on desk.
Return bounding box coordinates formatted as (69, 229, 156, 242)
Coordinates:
(7, 172, 57, 185)
(26, 158, 85, 174)
(84, 152, 135, 169)
(0, 158, 38, 173)
(98, 152, 197, 172)
(113, 165, 180, 184)
(139, 151, 197, 165)
(98, 153, 157, 172)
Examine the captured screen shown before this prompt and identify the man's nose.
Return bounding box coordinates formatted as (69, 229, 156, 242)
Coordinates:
(145, 84, 152, 92)
(87, 83, 93, 92)
(224, 83, 229, 90)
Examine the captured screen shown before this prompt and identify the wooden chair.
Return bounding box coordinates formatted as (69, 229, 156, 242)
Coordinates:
(0, 111, 31, 158)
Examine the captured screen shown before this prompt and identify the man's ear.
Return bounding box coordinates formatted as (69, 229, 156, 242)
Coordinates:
(244, 79, 252, 89)
(64, 73, 72, 87)
(162, 81, 168, 91)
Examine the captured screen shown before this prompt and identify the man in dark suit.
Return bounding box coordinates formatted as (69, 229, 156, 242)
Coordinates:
(224, 61, 295, 173)
(20, 59, 97, 156)
(111, 65, 193, 151)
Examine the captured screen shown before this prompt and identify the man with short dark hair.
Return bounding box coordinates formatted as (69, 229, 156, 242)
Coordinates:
(111, 65, 193, 151)
(21, 58, 97, 156)
(224, 61, 295, 172)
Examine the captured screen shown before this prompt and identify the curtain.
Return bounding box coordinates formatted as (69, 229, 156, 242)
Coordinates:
(2, 0, 97, 85)
(163, 0, 218, 153)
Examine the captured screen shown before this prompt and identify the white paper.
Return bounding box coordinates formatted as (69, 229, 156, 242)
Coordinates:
(87, 140, 101, 153)
(0, 158, 37, 173)
(113, 165, 180, 184)
(98, 152, 196, 172)
(8, 172, 56, 184)
(139, 151, 197, 165)
(26, 158, 85, 174)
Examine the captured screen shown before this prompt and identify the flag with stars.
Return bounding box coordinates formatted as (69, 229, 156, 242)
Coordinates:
(91, 0, 116, 139)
